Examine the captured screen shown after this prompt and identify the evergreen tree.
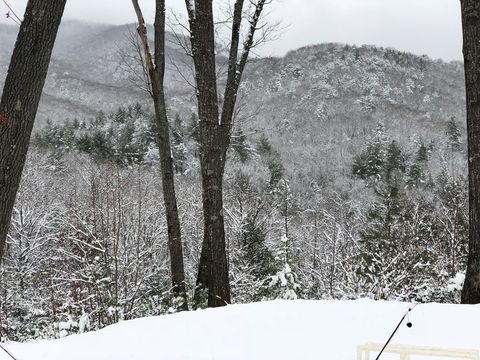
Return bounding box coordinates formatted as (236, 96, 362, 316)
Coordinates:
(33, 106, 163, 165)
(33, 119, 76, 150)
(170, 114, 188, 173)
(358, 188, 434, 300)
(408, 142, 429, 186)
(231, 129, 251, 163)
(241, 216, 276, 279)
(268, 157, 285, 188)
(265, 234, 302, 300)
(91, 111, 106, 128)
(352, 122, 389, 180)
(258, 134, 273, 156)
(385, 140, 406, 183)
(76, 130, 114, 160)
(114, 107, 127, 124)
(446, 117, 461, 152)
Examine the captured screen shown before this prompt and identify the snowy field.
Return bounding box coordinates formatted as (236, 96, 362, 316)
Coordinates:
(1, 299, 479, 360)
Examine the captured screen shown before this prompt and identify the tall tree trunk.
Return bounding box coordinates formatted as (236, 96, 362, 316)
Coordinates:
(131, 0, 188, 310)
(0, 0, 67, 262)
(190, 0, 231, 307)
(200, 154, 230, 306)
(186, 0, 267, 308)
(461, 0, 480, 304)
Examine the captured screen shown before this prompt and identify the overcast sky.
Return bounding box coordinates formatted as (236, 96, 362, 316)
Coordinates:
(1, 0, 463, 61)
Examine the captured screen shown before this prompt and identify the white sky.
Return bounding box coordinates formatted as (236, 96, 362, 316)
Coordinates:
(0, 0, 463, 61)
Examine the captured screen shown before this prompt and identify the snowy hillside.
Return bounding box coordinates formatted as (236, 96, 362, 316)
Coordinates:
(1, 300, 479, 360)
(0, 21, 466, 133)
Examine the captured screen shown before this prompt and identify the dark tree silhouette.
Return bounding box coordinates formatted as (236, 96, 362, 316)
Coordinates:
(185, 0, 268, 307)
(131, 0, 188, 310)
(0, 0, 67, 261)
(460, 0, 480, 304)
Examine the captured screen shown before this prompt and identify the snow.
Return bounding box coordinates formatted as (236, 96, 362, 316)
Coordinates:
(447, 273, 466, 293)
(1, 299, 479, 360)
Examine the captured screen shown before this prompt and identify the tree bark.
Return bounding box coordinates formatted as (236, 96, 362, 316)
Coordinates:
(0, 0, 67, 262)
(461, 0, 480, 304)
(131, 0, 188, 310)
(189, 0, 231, 307)
(186, 0, 267, 307)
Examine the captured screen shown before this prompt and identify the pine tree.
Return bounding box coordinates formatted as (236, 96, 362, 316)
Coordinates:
(171, 114, 188, 173)
(258, 134, 273, 156)
(408, 143, 429, 186)
(231, 129, 251, 163)
(358, 188, 433, 300)
(241, 216, 276, 279)
(266, 234, 302, 300)
(446, 117, 461, 152)
(385, 140, 406, 183)
(352, 122, 390, 180)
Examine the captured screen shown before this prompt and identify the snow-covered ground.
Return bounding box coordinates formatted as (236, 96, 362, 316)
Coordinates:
(1, 299, 479, 360)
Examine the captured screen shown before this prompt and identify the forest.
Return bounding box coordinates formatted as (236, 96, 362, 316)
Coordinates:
(0, 0, 479, 346)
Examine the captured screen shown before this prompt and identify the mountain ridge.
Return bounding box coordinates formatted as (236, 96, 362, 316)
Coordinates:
(0, 21, 467, 186)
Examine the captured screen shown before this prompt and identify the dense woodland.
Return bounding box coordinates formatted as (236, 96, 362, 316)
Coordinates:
(0, 102, 467, 340)
(0, 0, 478, 344)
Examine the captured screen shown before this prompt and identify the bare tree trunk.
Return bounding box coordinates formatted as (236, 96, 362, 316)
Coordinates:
(189, 0, 231, 307)
(185, 0, 267, 307)
(0, 0, 67, 262)
(461, 0, 480, 304)
(131, 0, 188, 310)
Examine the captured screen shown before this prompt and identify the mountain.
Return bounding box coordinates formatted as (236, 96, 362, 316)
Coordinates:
(0, 20, 195, 124)
(0, 21, 466, 184)
(239, 43, 466, 186)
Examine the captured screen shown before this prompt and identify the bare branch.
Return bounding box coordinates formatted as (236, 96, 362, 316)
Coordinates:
(2, 0, 22, 24)
(131, 0, 155, 74)
(237, 0, 267, 83)
(219, 0, 245, 129)
(219, 0, 268, 136)
(117, 27, 153, 97)
(166, 9, 198, 91)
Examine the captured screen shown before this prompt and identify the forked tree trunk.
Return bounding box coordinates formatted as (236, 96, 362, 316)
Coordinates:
(189, 0, 231, 307)
(186, 0, 266, 308)
(461, 0, 480, 304)
(0, 0, 67, 261)
(131, 0, 188, 310)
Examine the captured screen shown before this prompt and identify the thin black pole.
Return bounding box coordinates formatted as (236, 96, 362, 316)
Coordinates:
(375, 305, 416, 360)
(0, 343, 18, 360)
(375, 313, 407, 360)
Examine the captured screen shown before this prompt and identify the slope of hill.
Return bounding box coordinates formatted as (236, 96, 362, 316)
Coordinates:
(0, 21, 465, 123)
(0, 21, 467, 184)
(240, 43, 466, 187)
(1, 300, 479, 360)
(0, 21, 194, 124)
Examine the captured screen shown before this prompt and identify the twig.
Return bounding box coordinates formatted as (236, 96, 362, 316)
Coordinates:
(2, 0, 21, 24)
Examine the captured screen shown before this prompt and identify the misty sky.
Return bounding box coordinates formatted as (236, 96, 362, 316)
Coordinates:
(1, 0, 463, 61)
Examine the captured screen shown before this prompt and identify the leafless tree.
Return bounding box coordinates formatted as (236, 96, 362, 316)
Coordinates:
(184, 0, 270, 307)
(131, 0, 188, 310)
(117, 27, 153, 97)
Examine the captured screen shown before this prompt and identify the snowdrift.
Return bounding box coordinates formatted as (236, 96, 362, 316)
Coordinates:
(1, 299, 479, 360)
